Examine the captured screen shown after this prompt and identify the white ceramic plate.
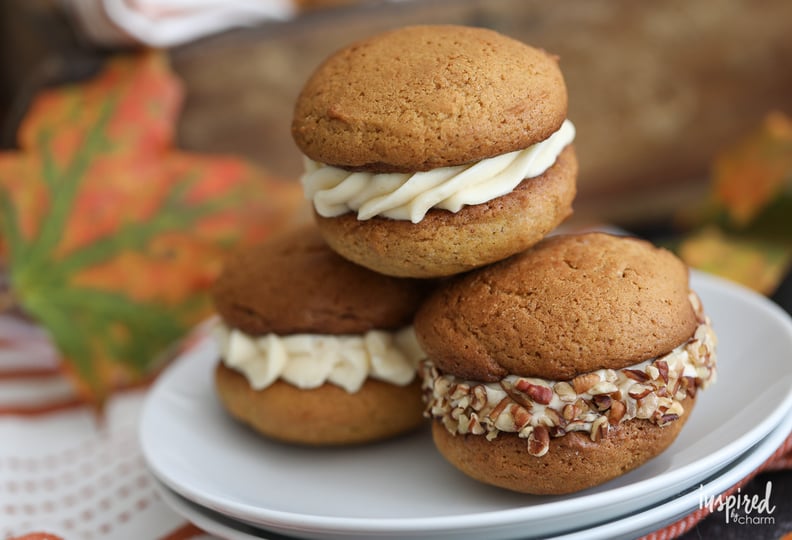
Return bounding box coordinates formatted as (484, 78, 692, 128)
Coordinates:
(547, 408, 792, 540)
(139, 271, 792, 540)
(154, 479, 290, 540)
(153, 408, 792, 540)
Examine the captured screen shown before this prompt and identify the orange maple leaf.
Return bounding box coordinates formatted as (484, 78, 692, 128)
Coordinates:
(0, 51, 303, 403)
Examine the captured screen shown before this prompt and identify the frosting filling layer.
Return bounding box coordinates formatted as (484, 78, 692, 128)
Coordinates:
(421, 293, 717, 456)
(301, 119, 576, 223)
(215, 324, 424, 394)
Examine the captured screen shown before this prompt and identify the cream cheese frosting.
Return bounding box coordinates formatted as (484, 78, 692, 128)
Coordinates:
(215, 324, 424, 394)
(301, 119, 576, 223)
(421, 293, 717, 453)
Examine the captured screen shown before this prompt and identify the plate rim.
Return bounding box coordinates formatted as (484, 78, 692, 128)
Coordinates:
(547, 406, 792, 540)
(154, 407, 792, 540)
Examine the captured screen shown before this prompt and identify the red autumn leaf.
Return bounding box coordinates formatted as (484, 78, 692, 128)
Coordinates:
(0, 51, 303, 404)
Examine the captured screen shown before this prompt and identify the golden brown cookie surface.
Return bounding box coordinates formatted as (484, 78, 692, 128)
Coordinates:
(211, 225, 428, 335)
(415, 233, 698, 381)
(215, 362, 425, 445)
(292, 25, 568, 173)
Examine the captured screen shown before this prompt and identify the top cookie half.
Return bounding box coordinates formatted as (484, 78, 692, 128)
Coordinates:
(292, 25, 568, 173)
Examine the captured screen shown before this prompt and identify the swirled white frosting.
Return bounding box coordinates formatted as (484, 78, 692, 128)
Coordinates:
(215, 324, 424, 394)
(301, 119, 576, 223)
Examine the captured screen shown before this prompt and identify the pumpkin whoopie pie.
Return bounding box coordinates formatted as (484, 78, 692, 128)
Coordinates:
(293, 24, 577, 278)
(212, 225, 430, 445)
(416, 233, 717, 494)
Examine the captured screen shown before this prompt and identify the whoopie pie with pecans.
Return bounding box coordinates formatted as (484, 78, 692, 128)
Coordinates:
(416, 233, 717, 494)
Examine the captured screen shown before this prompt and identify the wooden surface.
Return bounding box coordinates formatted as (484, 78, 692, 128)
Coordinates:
(169, 0, 792, 226)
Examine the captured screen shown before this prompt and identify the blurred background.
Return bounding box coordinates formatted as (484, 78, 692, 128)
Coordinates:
(2, 0, 792, 226)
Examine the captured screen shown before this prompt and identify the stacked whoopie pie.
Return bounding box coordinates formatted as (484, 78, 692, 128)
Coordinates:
(294, 24, 577, 278)
(213, 24, 717, 494)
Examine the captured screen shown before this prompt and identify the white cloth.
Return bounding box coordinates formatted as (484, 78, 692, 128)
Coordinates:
(0, 315, 216, 540)
(63, 0, 296, 47)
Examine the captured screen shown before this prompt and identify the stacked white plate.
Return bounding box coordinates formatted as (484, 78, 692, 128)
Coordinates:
(139, 271, 792, 540)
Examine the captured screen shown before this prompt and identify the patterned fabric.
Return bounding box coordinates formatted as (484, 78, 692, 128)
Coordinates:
(0, 315, 213, 540)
